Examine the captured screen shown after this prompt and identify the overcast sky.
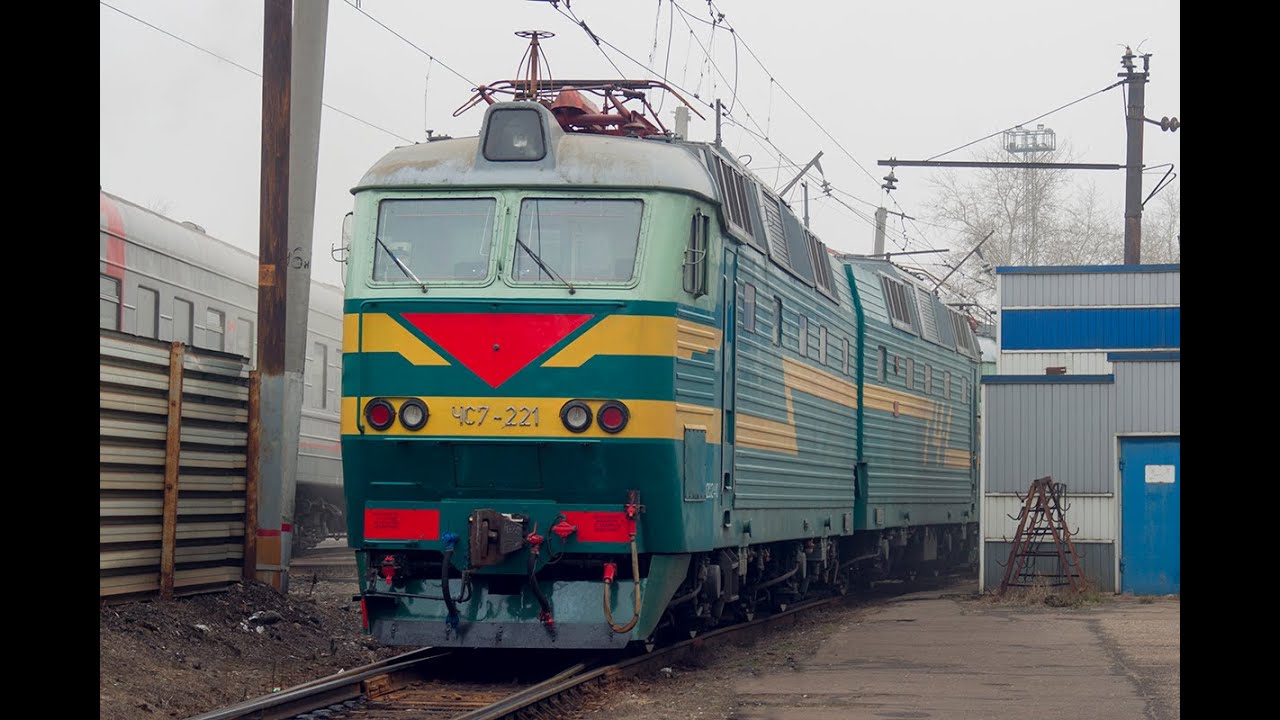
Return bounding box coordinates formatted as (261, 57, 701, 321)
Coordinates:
(100, 0, 1180, 287)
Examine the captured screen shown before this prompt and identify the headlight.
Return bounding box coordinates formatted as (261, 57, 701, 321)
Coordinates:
(398, 398, 429, 431)
(560, 400, 593, 433)
(483, 108, 547, 161)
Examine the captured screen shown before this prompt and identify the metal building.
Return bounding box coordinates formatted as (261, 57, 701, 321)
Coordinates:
(979, 265, 1179, 595)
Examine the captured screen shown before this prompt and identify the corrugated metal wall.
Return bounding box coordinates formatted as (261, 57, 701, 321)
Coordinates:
(1115, 361, 1180, 432)
(984, 541, 1115, 592)
(100, 330, 253, 599)
(983, 382, 1116, 494)
(1000, 270, 1180, 308)
(997, 351, 1112, 375)
(984, 495, 1115, 543)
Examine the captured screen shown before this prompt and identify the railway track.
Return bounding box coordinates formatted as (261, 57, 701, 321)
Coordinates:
(186, 573, 972, 720)
(291, 545, 358, 582)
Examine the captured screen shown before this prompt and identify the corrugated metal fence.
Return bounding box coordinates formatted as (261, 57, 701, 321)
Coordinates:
(100, 330, 258, 600)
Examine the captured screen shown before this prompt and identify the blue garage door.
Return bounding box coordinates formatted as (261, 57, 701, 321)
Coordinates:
(1120, 436, 1180, 594)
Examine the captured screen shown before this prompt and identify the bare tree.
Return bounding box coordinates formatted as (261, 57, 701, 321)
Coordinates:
(145, 196, 175, 217)
(923, 140, 1148, 307)
(1138, 183, 1180, 264)
(1055, 179, 1123, 265)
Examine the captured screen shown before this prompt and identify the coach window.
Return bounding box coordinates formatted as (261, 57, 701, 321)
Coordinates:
(843, 338, 851, 375)
(878, 346, 887, 382)
(137, 286, 159, 339)
(308, 342, 327, 409)
(819, 326, 828, 364)
(905, 357, 915, 389)
(513, 198, 643, 283)
(924, 365, 933, 395)
(173, 299, 193, 345)
(683, 210, 710, 296)
(99, 275, 120, 330)
(798, 316, 809, 356)
(206, 309, 225, 351)
(237, 318, 254, 362)
(741, 283, 757, 333)
(374, 198, 497, 283)
(945, 370, 952, 400)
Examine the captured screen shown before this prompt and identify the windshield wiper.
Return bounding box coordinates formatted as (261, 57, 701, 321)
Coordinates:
(376, 237, 427, 294)
(515, 234, 576, 295)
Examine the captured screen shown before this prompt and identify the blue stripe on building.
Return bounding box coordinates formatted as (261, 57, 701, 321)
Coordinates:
(1001, 307, 1180, 351)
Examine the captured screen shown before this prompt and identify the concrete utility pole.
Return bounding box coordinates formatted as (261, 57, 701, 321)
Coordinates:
(1120, 47, 1149, 265)
(873, 206, 887, 257)
(280, 0, 328, 587)
(255, 0, 327, 592)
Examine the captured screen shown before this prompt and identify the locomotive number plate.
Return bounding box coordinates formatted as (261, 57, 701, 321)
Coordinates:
(450, 405, 541, 428)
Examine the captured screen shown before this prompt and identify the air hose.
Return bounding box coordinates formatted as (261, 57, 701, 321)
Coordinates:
(441, 532, 460, 629)
(603, 497, 643, 634)
(525, 523, 555, 627)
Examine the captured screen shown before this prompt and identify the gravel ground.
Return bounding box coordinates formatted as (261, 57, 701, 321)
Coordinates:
(99, 578, 400, 719)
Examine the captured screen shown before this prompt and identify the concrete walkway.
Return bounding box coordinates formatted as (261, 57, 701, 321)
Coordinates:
(732, 590, 1180, 720)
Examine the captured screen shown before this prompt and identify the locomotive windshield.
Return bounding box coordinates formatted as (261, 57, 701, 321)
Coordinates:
(513, 199, 642, 283)
(373, 198, 497, 282)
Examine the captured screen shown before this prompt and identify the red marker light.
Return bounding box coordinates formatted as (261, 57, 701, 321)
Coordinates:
(597, 401, 629, 433)
(366, 399, 395, 430)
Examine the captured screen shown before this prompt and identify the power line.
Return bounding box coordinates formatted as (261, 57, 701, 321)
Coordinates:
(101, 0, 417, 144)
(924, 80, 1124, 161)
(341, 0, 477, 88)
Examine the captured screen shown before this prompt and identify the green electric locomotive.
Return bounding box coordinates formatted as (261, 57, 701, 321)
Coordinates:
(340, 52, 979, 650)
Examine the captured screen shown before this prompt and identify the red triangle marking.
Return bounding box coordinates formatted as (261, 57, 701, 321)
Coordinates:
(401, 313, 593, 388)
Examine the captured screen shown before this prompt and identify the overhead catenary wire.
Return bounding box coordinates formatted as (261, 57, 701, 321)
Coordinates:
(342, 0, 478, 88)
(557, 3, 633, 81)
(656, 0, 676, 113)
(648, 0, 664, 68)
(674, 0, 883, 192)
(546, 2, 967, 282)
(672, 1, 951, 256)
(549, 2, 711, 112)
(101, 0, 416, 143)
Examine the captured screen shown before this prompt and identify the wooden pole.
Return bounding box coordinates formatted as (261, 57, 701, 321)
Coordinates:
(160, 341, 185, 600)
(244, 370, 260, 581)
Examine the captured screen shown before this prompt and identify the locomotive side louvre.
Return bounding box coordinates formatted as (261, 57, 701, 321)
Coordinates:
(99, 190, 348, 550)
(341, 99, 979, 650)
